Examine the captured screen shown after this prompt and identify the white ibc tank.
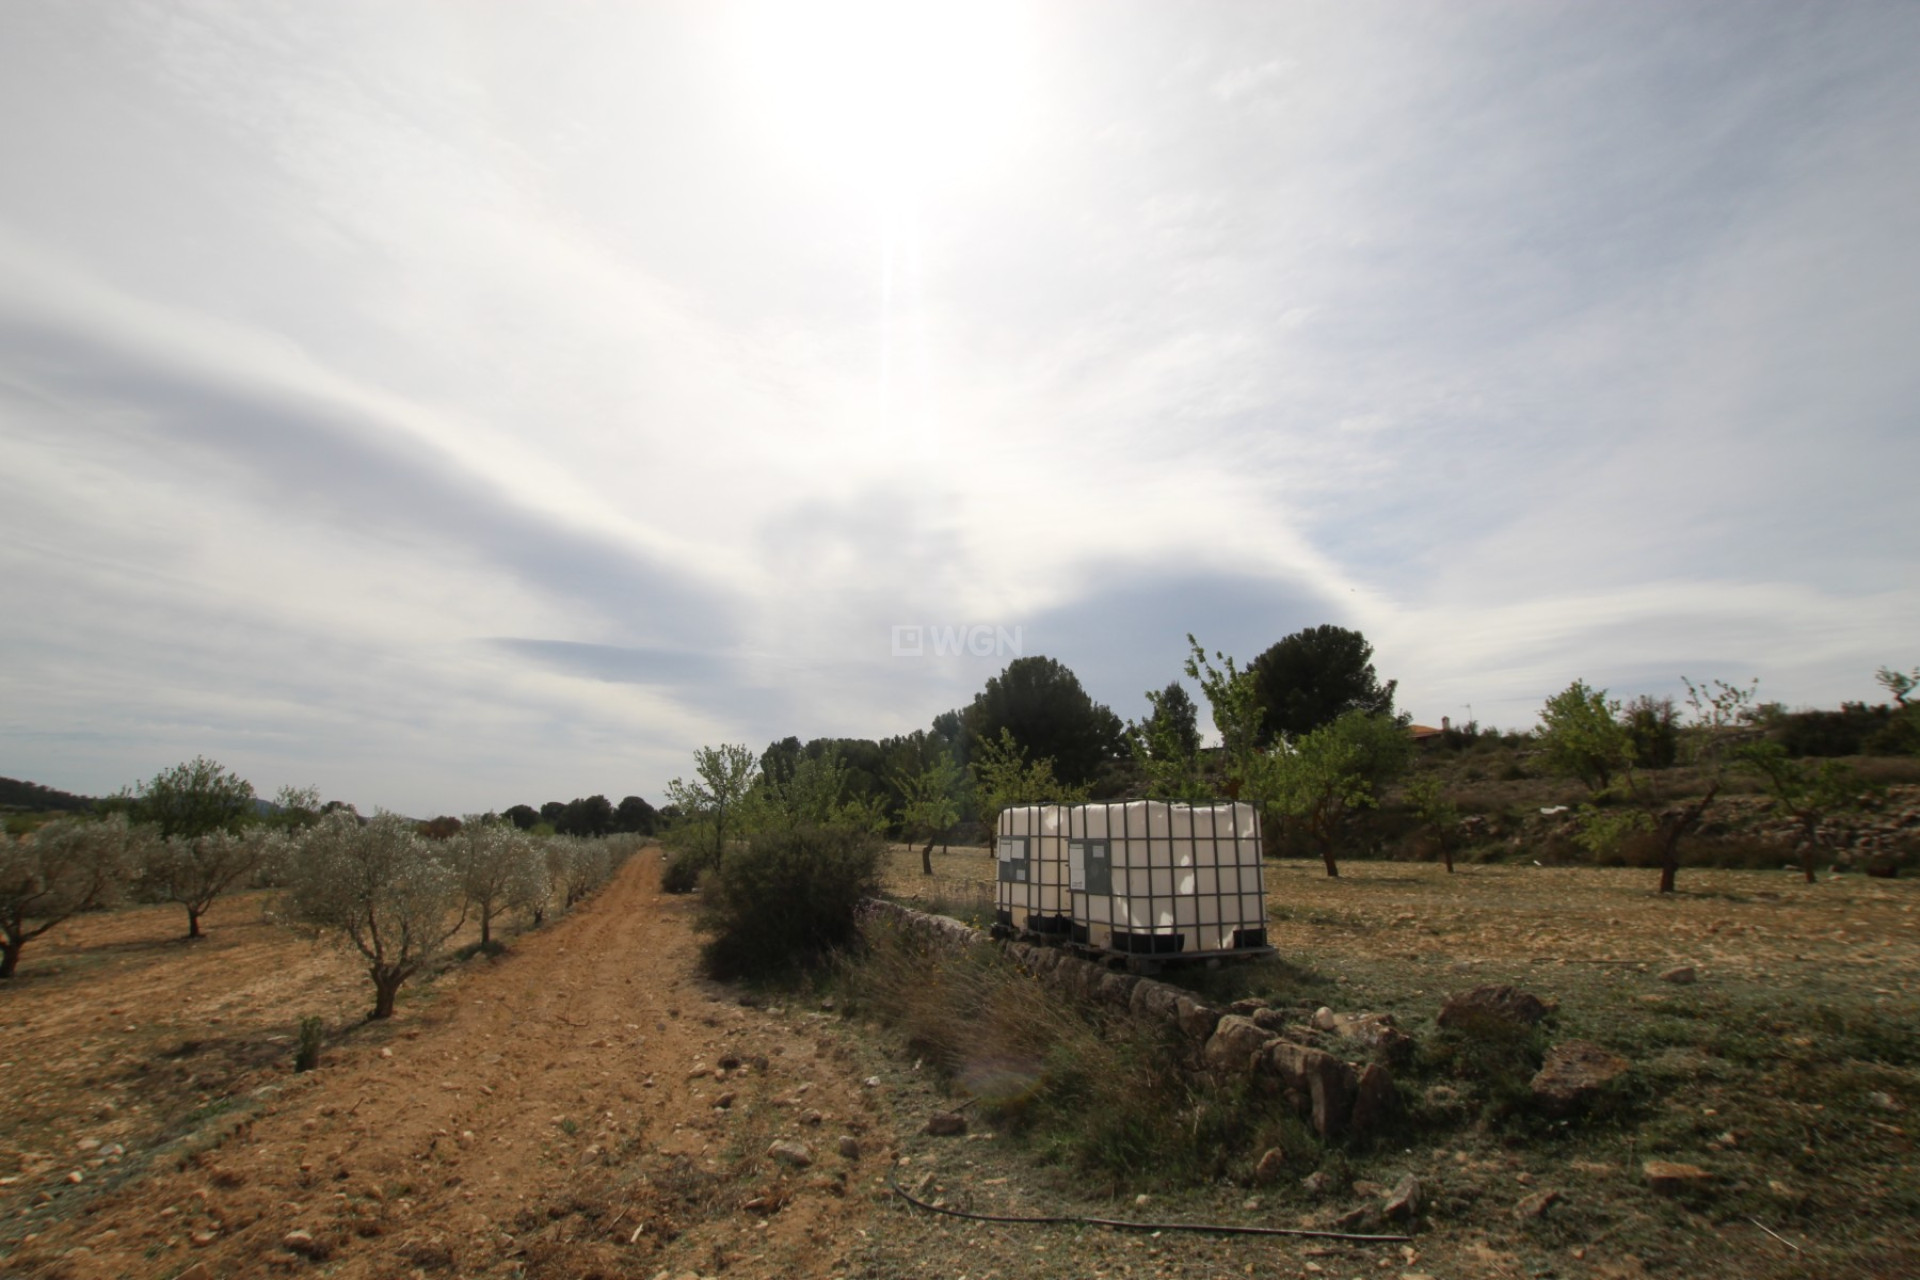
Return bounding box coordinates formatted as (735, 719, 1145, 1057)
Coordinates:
(997, 801, 1267, 955)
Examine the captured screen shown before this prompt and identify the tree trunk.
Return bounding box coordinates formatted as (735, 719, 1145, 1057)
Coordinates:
(0, 939, 20, 979)
(1799, 814, 1821, 884)
(1441, 839, 1454, 874)
(920, 838, 935, 876)
(371, 971, 404, 1019)
(1320, 837, 1340, 878)
(480, 907, 493, 947)
(187, 907, 204, 939)
(1656, 782, 1720, 894)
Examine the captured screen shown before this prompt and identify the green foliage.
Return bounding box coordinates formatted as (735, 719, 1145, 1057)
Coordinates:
(1183, 634, 1263, 764)
(1737, 741, 1884, 880)
(961, 656, 1126, 788)
(1624, 695, 1679, 769)
(750, 749, 889, 836)
(1265, 710, 1414, 876)
(663, 744, 760, 870)
(1404, 775, 1460, 870)
(1570, 804, 1653, 860)
(294, 1016, 324, 1072)
(1537, 680, 1633, 794)
(554, 794, 615, 837)
(266, 785, 324, 831)
(968, 729, 1087, 843)
(695, 825, 883, 978)
(133, 756, 256, 840)
(895, 751, 966, 871)
(1877, 665, 1918, 709)
(1127, 682, 1211, 802)
(1249, 624, 1397, 745)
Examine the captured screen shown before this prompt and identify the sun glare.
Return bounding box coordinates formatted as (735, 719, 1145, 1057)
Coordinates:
(731, 0, 1033, 204)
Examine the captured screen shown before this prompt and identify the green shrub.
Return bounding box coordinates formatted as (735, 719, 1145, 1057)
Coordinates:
(695, 826, 882, 978)
(659, 846, 708, 894)
(295, 1016, 324, 1072)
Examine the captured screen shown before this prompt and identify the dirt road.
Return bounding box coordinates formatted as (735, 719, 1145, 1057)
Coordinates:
(8, 849, 899, 1279)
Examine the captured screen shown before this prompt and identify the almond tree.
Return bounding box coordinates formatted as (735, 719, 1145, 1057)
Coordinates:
(1737, 742, 1884, 883)
(1, 815, 136, 978)
(286, 812, 466, 1019)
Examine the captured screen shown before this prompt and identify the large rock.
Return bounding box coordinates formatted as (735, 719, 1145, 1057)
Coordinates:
(1327, 1012, 1415, 1064)
(1530, 1041, 1630, 1116)
(1264, 1041, 1358, 1138)
(1094, 971, 1140, 1007)
(1437, 985, 1552, 1031)
(1174, 995, 1223, 1040)
(1204, 1015, 1278, 1072)
(1129, 980, 1184, 1024)
(1382, 1173, 1423, 1222)
(1349, 1063, 1398, 1138)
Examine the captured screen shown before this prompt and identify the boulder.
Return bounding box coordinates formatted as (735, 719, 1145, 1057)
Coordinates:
(1530, 1041, 1630, 1116)
(1204, 1015, 1278, 1072)
(1327, 1012, 1415, 1064)
(1437, 985, 1552, 1031)
(1349, 1063, 1398, 1138)
(1252, 1147, 1287, 1185)
(1382, 1173, 1423, 1222)
(1129, 980, 1184, 1024)
(1094, 972, 1140, 1007)
(767, 1140, 815, 1168)
(1264, 1041, 1358, 1138)
(1174, 995, 1223, 1040)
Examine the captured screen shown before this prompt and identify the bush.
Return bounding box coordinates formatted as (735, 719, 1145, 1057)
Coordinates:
(660, 846, 708, 895)
(695, 826, 882, 978)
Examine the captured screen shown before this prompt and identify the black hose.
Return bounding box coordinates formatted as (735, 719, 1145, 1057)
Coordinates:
(885, 1168, 1413, 1244)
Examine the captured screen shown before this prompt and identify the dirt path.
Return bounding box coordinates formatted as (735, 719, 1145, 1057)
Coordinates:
(13, 849, 897, 1280)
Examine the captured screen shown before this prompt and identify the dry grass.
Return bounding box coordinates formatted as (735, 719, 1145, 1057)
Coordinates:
(875, 845, 1920, 1278)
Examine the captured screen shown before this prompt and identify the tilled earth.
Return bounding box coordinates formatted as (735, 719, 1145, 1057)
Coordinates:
(2, 850, 1435, 1280)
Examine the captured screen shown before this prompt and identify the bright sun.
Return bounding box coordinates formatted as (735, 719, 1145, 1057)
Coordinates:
(730, 0, 1034, 205)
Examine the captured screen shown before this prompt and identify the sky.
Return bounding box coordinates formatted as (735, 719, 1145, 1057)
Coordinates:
(2, 1, 1916, 816)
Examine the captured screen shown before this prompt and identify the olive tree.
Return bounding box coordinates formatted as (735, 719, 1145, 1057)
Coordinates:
(139, 829, 270, 939)
(449, 820, 537, 946)
(286, 812, 467, 1019)
(1, 815, 137, 978)
(893, 751, 966, 873)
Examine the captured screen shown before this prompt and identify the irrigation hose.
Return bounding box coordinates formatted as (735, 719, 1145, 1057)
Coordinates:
(885, 1168, 1414, 1244)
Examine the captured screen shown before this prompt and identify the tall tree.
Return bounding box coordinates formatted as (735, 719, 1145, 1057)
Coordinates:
(133, 757, 256, 840)
(1250, 625, 1397, 745)
(614, 795, 658, 835)
(556, 795, 615, 837)
(962, 656, 1125, 787)
(1128, 681, 1211, 803)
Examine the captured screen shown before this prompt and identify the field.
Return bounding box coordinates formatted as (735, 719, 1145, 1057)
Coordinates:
(1, 846, 1914, 1278)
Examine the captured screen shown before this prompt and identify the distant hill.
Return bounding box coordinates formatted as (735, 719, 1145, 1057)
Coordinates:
(0, 776, 98, 813)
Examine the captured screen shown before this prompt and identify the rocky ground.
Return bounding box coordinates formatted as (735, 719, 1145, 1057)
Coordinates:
(3, 849, 1916, 1279)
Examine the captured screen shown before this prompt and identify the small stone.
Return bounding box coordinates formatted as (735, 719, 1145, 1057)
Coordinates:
(65, 1171, 83, 1185)
(1382, 1173, 1423, 1222)
(836, 1135, 861, 1160)
(1312, 1006, 1337, 1031)
(1513, 1188, 1562, 1220)
(1134, 1193, 1151, 1207)
(714, 1092, 736, 1110)
(925, 1111, 968, 1136)
(767, 1140, 814, 1168)
(190, 1229, 218, 1247)
(379, 1047, 392, 1058)
(863, 1076, 882, 1088)
(1660, 966, 1697, 985)
(283, 1228, 322, 1256)
(1253, 1147, 1287, 1185)
(1643, 1160, 1711, 1195)
(1300, 1170, 1334, 1198)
